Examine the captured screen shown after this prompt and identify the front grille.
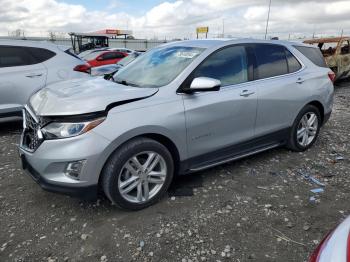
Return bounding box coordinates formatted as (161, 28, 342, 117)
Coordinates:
(22, 108, 44, 152)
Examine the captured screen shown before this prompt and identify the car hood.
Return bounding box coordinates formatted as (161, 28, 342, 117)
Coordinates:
(29, 77, 158, 116)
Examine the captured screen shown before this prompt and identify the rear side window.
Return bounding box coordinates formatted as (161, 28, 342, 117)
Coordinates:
(253, 44, 288, 79)
(27, 47, 56, 63)
(193, 45, 248, 86)
(293, 46, 328, 68)
(0, 46, 55, 68)
(0, 46, 35, 68)
(285, 49, 302, 73)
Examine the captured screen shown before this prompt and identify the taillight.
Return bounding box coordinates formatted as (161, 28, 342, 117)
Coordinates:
(74, 64, 91, 74)
(328, 71, 336, 83)
(309, 229, 334, 262)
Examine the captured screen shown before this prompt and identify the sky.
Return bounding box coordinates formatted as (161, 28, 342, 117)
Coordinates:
(0, 0, 350, 40)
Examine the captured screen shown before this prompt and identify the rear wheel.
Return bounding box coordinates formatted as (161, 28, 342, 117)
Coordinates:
(101, 137, 174, 210)
(287, 105, 321, 152)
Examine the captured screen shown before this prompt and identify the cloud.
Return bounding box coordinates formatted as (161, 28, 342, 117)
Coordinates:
(0, 0, 349, 39)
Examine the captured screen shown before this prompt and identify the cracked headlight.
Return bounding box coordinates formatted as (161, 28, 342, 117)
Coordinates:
(42, 118, 105, 139)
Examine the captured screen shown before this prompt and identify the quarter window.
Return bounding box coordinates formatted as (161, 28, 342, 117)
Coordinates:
(293, 45, 328, 68)
(253, 44, 288, 79)
(192, 46, 248, 86)
(285, 49, 302, 73)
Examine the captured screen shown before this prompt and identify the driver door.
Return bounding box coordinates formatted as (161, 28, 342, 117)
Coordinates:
(181, 45, 257, 163)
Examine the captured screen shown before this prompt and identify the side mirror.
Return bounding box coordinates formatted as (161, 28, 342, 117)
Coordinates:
(184, 77, 221, 93)
(96, 56, 104, 61)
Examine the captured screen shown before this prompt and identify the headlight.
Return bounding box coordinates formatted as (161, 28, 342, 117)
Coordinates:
(42, 118, 105, 139)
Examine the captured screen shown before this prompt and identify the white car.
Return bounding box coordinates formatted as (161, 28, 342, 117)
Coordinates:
(309, 216, 350, 262)
(0, 40, 89, 117)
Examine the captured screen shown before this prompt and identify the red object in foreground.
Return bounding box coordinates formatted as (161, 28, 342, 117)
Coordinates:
(86, 51, 128, 67)
(328, 71, 336, 83)
(347, 231, 350, 262)
(74, 64, 91, 73)
(309, 230, 334, 262)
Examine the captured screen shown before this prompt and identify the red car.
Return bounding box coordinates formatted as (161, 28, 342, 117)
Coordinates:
(309, 216, 350, 262)
(84, 50, 128, 67)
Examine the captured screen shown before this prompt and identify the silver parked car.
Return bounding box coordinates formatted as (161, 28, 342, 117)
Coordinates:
(0, 40, 88, 117)
(19, 39, 334, 210)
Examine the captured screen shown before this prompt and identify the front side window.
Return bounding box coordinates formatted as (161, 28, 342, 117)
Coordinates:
(253, 44, 288, 79)
(192, 46, 248, 86)
(114, 46, 204, 87)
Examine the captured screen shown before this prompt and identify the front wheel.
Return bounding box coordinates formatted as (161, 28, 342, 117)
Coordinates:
(101, 137, 174, 210)
(287, 105, 321, 152)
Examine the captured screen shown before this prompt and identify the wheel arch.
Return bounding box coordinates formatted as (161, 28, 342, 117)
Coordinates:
(97, 131, 182, 187)
(307, 100, 325, 125)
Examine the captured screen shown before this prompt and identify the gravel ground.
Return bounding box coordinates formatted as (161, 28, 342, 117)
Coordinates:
(0, 82, 349, 262)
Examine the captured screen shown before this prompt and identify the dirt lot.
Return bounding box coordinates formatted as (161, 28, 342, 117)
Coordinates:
(0, 82, 349, 262)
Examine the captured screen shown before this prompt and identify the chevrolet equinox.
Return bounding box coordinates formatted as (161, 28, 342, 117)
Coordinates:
(19, 39, 334, 210)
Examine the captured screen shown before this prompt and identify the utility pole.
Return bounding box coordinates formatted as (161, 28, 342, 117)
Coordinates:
(264, 0, 272, 40)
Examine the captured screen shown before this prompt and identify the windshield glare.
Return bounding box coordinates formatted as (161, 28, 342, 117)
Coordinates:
(114, 46, 205, 87)
(118, 53, 140, 66)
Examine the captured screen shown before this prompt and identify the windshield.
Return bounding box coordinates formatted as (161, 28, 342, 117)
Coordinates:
(114, 46, 205, 87)
(118, 53, 140, 66)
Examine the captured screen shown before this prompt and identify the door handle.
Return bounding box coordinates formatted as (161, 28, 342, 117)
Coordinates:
(296, 77, 305, 84)
(240, 90, 255, 97)
(25, 73, 43, 78)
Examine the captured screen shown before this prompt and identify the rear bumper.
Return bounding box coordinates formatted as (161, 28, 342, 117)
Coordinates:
(21, 154, 98, 200)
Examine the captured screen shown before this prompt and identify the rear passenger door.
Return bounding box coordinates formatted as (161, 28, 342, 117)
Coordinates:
(182, 45, 257, 160)
(0, 46, 47, 114)
(250, 44, 305, 137)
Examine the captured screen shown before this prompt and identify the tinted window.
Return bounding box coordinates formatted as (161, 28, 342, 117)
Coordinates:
(27, 47, 56, 63)
(0, 46, 55, 68)
(294, 46, 328, 68)
(193, 46, 248, 86)
(253, 44, 288, 79)
(102, 52, 125, 60)
(285, 49, 302, 73)
(0, 46, 34, 68)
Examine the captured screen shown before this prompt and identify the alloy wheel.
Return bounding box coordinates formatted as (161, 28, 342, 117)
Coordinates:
(118, 151, 167, 203)
(296, 112, 318, 147)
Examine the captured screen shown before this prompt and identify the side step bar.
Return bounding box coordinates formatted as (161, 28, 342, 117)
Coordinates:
(189, 143, 281, 172)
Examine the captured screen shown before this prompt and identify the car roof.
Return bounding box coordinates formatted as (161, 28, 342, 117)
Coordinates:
(0, 39, 62, 49)
(161, 38, 316, 49)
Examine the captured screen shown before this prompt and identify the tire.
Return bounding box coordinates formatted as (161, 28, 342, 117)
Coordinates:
(287, 105, 321, 152)
(101, 137, 174, 210)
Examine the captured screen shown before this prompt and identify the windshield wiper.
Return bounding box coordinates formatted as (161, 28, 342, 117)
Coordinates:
(115, 79, 139, 87)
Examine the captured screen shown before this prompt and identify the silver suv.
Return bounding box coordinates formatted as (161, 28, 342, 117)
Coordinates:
(19, 39, 334, 210)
